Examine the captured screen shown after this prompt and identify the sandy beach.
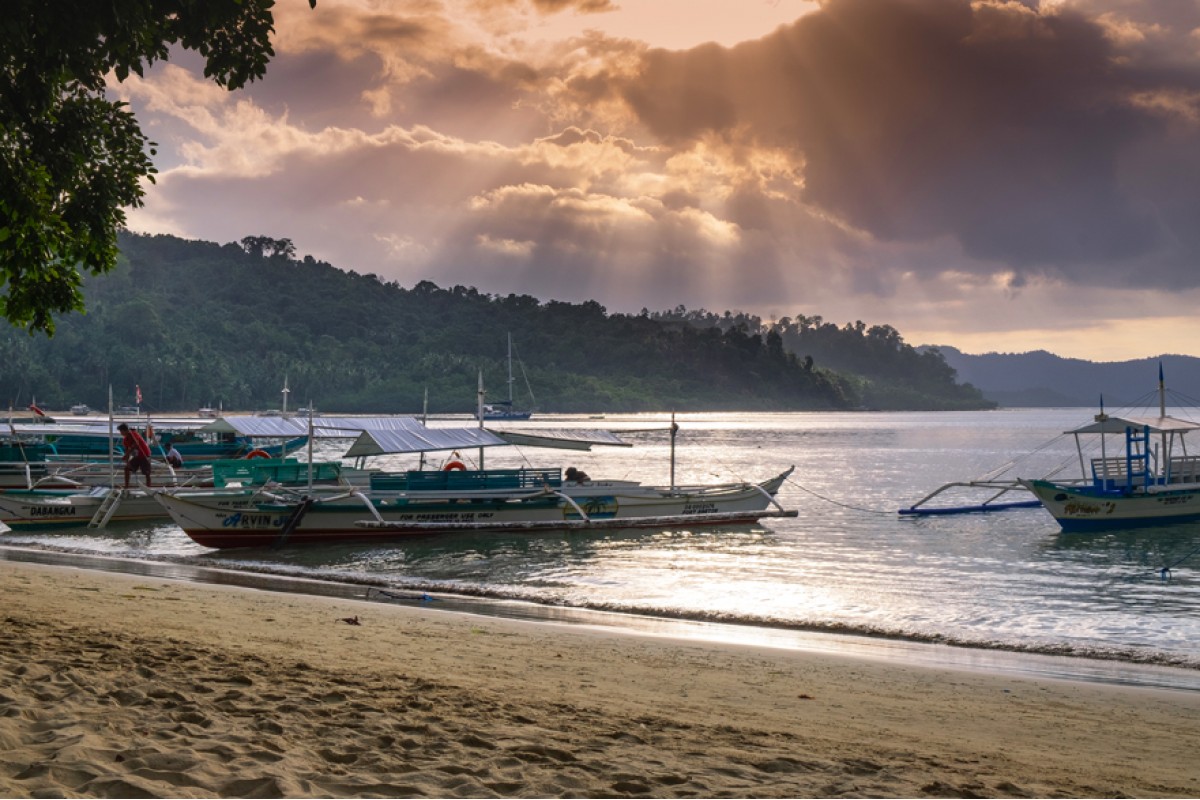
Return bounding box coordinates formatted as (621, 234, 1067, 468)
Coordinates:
(1, 560, 1198, 798)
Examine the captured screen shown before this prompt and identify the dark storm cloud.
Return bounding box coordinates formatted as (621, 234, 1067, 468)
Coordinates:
(607, 0, 1200, 287)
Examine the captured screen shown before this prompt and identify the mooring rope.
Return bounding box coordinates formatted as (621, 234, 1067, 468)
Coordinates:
(1151, 543, 1200, 581)
(784, 476, 894, 516)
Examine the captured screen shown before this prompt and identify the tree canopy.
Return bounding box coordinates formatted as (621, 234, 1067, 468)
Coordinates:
(0, 0, 311, 335)
(0, 232, 994, 414)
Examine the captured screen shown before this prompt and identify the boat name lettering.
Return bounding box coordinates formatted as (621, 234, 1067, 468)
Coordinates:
(682, 503, 719, 515)
(1062, 501, 1116, 516)
(30, 505, 73, 517)
(220, 512, 285, 528)
(1157, 496, 1193, 506)
(396, 511, 494, 523)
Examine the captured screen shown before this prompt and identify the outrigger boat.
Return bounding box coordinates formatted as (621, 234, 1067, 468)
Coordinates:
(903, 365, 1200, 531)
(0, 458, 344, 531)
(153, 416, 796, 549)
(0, 416, 308, 490)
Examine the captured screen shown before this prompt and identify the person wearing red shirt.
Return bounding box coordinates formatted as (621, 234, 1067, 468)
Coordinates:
(117, 422, 153, 489)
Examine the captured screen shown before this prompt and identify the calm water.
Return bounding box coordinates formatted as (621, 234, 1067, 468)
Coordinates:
(5, 409, 1200, 675)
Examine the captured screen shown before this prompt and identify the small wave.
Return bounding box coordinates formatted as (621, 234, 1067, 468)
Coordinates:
(5, 539, 1200, 674)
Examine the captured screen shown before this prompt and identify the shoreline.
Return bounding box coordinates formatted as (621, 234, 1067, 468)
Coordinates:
(3, 558, 1200, 797)
(3, 542, 1200, 693)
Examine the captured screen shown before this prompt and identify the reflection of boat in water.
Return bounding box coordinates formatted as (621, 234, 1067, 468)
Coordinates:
(154, 416, 796, 549)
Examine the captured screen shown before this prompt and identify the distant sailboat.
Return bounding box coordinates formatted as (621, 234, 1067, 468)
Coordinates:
(480, 334, 534, 421)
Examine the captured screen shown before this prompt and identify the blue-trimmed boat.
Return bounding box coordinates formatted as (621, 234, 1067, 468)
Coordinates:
(1019, 366, 1200, 530)
(904, 365, 1200, 531)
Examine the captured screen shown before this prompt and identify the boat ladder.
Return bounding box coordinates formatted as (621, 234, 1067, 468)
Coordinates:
(87, 488, 123, 529)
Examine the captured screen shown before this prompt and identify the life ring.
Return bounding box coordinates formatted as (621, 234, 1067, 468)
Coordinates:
(443, 460, 467, 472)
(245, 449, 271, 460)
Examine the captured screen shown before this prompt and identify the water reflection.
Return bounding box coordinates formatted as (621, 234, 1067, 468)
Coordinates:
(4, 410, 1200, 670)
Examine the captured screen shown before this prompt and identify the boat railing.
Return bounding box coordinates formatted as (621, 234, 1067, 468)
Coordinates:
(369, 468, 561, 492)
(1090, 457, 1138, 490)
(1088, 455, 1200, 489)
(1168, 456, 1200, 484)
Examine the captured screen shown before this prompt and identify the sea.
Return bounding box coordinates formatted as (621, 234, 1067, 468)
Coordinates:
(5, 408, 1200, 691)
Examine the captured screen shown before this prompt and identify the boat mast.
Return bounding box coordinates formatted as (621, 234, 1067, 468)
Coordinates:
(506, 332, 515, 406)
(419, 386, 428, 470)
(1159, 362, 1168, 473)
(306, 402, 314, 492)
(669, 411, 678, 492)
(1159, 362, 1167, 418)
(107, 385, 115, 486)
(477, 369, 485, 469)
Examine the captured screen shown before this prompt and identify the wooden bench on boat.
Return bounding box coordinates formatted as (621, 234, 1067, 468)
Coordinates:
(1168, 456, 1200, 484)
(1090, 454, 1200, 488)
(1090, 456, 1143, 490)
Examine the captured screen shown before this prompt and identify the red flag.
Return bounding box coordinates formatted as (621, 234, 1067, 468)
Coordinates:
(135, 385, 142, 404)
(27, 404, 45, 417)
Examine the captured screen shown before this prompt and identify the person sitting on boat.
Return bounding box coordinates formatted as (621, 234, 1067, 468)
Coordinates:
(118, 422, 153, 489)
(564, 466, 590, 484)
(164, 441, 184, 469)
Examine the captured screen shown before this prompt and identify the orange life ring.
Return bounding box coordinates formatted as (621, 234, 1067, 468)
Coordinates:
(443, 460, 467, 472)
(246, 449, 271, 460)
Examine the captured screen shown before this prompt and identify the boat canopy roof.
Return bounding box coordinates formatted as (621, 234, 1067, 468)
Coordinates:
(199, 415, 433, 438)
(343, 427, 508, 457)
(8, 414, 633, 455)
(1066, 414, 1200, 435)
(343, 426, 629, 457)
(6, 419, 213, 437)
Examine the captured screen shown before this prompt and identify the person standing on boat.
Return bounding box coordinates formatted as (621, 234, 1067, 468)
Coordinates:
(118, 422, 153, 488)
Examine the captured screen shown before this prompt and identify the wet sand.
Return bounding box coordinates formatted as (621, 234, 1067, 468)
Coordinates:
(2, 559, 1199, 798)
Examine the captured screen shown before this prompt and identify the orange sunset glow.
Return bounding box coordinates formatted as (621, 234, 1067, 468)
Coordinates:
(111, 0, 1200, 360)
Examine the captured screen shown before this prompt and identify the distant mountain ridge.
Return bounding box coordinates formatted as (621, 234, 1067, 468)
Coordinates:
(930, 346, 1200, 408)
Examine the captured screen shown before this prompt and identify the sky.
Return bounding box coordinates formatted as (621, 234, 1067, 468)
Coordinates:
(110, 0, 1200, 361)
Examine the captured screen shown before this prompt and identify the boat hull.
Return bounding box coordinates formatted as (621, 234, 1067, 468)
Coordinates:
(156, 471, 793, 549)
(1021, 479, 1200, 531)
(0, 489, 169, 530)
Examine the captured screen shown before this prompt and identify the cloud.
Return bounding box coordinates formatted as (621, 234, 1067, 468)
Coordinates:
(117, 0, 1200, 359)
(578, 0, 1200, 288)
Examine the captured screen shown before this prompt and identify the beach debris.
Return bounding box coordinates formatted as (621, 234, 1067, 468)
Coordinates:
(339, 616, 362, 626)
(368, 587, 436, 603)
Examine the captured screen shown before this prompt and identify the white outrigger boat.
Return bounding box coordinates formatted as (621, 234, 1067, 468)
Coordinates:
(153, 415, 796, 549)
(0, 457, 342, 531)
(0, 486, 175, 530)
(157, 467, 795, 549)
(904, 365, 1200, 531)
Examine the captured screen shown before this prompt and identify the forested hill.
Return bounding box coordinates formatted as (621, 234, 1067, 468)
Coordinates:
(1, 233, 993, 413)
